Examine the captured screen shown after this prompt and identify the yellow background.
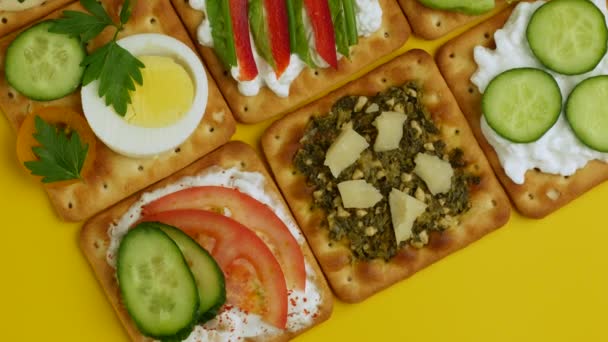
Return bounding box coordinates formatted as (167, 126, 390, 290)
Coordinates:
(2, 6, 608, 342)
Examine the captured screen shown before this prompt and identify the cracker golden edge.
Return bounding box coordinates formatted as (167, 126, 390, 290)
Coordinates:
(170, 0, 411, 124)
(0, 0, 75, 38)
(435, 4, 608, 219)
(261, 49, 511, 303)
(80, 141, 334, 342)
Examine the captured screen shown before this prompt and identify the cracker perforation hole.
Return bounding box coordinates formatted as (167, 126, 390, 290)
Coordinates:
(454, 129, 460, 135)
(435, 20, 441, 27)
(240, 161, 246, 168)
(149, 17, 157, 24)
(244, 106, 249, 112)
(491, 199, 497, 207)
(347, 276, 353, 282)
(381, 78, 387, 83)
(468, 87, 474, 94)
(449, 53, 455, 59)
(527, 193, 535, 200)
(314, 70, 319, 76)
(174, 147, 181, 153)
(383, 31, 389, 38)
(138, 165, 144, 171)
(103, 183, 108, 190)
(209, 127, 215, 133)
(1, 18, 7, 24)
(7, 92, 14, 99)
(484, 32, 490, 39)
(292, 170, 297, 176)
(93, 241, 100, 249)
(564, 175, 570, 180)
(223, 70, 228, 77)
(68, 202, 73, 209)
(474, 164, 480, 171)
(274, 135, 280, 140)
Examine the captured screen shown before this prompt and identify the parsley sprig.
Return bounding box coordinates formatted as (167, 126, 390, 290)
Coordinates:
(50, 0, 144, 116)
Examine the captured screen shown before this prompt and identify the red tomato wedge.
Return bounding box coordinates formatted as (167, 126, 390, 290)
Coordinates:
(265, 0, 291, 77)
(142, 186, 306, 291)
(303, 0, 338, 69)
(230, 0, 258, 81)
(140, 209, 288, 329)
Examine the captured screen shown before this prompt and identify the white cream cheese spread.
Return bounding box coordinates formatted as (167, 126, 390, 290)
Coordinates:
(106, 166, 322, 341)
(471, 0, 608, 184)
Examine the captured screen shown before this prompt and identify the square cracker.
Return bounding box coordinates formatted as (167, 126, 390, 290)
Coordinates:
(436, 4, 608, 219)
(261, 49, 510, 302)
(0, 0, 236, 221)
(80, 141, 334, 342)
(398, 0, 507, 40)
(0, 0, 74, 38)
(171, 0, 411, 124)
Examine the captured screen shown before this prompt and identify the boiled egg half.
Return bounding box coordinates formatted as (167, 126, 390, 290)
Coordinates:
(81, 33, 208, 158)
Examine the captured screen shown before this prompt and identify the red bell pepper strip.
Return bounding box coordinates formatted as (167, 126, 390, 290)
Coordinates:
(265, 0, 291, 77)
(230, 0, 258, 81)
(303, 0, 338, 69)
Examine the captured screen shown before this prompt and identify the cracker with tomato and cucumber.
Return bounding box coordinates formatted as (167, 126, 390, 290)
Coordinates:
(170, 0, 410, 124)
(437, 0, 608, 218)
(80, 141, 333, 342)
(0, 0, 237, 221)
(261, 49, 510, 302)
(0, 0, 74, 38)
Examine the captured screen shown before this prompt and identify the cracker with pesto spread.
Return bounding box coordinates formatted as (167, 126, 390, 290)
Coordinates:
(0, 0, 73, 38)
(397, 0, 508, 40)
(80, 141, 334, 342)
(170, 0, 410, 124)
(436, 4, 608, 218)
(262, 49, 510, 302)
(0, 0, 236, 221)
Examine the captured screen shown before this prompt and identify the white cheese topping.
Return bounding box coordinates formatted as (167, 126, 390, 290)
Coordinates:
(106, 167, 322, 341)
(471, 0, 608, 184)
(189, 0, 383, 97)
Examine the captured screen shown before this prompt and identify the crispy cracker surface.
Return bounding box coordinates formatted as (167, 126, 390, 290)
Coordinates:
(436, 4, 608, 218)
(0, 0, 74, 38)
(0, 0, 236, 221)
(80, 141, 333, 342)
(262, 49, 510, 302)
(171, 0, 410, 124)
(398, 0, 507, 40)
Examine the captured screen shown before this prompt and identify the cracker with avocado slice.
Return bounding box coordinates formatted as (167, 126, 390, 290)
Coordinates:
(0, 0, 74, 38)
(436, 4, 608, 218)
(0, 0, 236, 221)
(171, 0, 410, 124)
(261, 49, 510, 302)
(80, 141, 334, 342)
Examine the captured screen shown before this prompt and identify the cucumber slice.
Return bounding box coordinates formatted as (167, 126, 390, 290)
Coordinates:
(527, 0, 608, 75)
(153, 222, 226, 323)
(482, 68, 562, 143)
(566, 76, 608, 152)
(5, 21, 85, 101)
(417, 0, 495, 15)
(117, 223, 199, 340)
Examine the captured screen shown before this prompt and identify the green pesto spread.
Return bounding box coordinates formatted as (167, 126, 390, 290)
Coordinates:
(294, 83, 479, 261)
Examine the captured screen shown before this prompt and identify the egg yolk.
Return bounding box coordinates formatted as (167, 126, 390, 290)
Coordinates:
(124, 55, 194, 128)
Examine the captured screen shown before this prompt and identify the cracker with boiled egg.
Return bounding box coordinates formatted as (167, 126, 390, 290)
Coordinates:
(261, 49, 510, 302)
(0, 0, 74, 38)
(397, 0, 508, 40)
(170, 0, 411, 124)
(0, 0, 236, 221)
(80, 141, 334, 342)
(436, 4, 608, 218)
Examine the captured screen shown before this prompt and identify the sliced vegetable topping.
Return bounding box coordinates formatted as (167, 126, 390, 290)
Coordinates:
(566, 76, 608, 152)
(482, 68, 562, 143)
(287, 0, 316, 67)
(342, 0, 358, 46)
(142, 186, 306, 291)
(140, 209, 289, 329)
(230, 0, 258, 81)
(304, 0, 338, 68)
(526, 0, 608, 75)
(329, 0, 350, 57)
(417, 0, 495, 15)
(264, 0, 291, 76)
(206, 0, 238, 69)
(16, 107, 96, 185)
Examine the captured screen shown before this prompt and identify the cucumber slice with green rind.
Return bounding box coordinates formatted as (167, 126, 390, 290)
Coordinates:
(482, 68, 562, 143)
(117, 223, 199, 341)
(5, 21, 85, 101)
(526, 0, 608, 75)
(417, 0, 495, 15)
(153, 222, 226, 324)
(566, 76, 608, 152)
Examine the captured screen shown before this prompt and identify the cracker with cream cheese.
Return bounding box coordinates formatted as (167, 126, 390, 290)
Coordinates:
(80, 141, 334, 342)
(170, 0, 410, 124)
(261, 49, 510, 302)
(0, 0, 235, 221)
(0, 0, 73, 38)
(436, 4, 608, 218)
(397, 0, 508, 40)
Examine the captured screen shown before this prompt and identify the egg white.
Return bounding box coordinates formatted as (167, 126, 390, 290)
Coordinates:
(81, 33, 208, 158)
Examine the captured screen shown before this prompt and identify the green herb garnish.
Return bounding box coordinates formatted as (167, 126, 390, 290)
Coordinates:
(25, 116, 89, 183)
(49, 0, 144, 116)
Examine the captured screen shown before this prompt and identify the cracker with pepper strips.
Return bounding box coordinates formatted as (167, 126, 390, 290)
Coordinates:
(0, 0, 235, 221)
(262, 49, 510, 302)
(0, 0, 73, 38)
(436, 3, 608, 218)
(170, 0, 410, 124)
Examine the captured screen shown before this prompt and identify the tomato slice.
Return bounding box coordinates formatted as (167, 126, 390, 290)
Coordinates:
(304, 0, 338, 69)
(230, 0, 258, 81)
(265, 0, 291, 77)
(140, 209, 288, 329)
(15, 106, 97, 187)
(142, 186, 306, 291)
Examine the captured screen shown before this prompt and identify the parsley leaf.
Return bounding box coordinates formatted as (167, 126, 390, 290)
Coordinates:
(49, 10, 113, 43)
(24, 116, 89, 183)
